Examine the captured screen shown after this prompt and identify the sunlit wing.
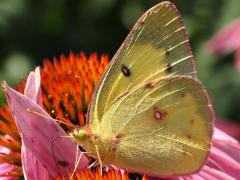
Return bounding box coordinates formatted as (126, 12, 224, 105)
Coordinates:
(89, 2, 195, 126)
(99, 76, 213, 176)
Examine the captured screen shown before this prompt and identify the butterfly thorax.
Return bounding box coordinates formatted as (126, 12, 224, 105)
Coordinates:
(70, 126, 116, 165)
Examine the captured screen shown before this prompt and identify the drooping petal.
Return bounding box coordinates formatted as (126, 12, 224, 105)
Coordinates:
(21, 67, 50, 179)
(208, 147, 240, 178)
(215, 120, 240, 141)
(213, 127, 237, 143)
(192, 166, 235, 180)
(209, 128, 240, 178)
(0, 163, 17, 180)
(2, 82, 88, 178)
(206, 18, 240, 54)
(24, 67, 42, 106)
(21, 143, 49, 180)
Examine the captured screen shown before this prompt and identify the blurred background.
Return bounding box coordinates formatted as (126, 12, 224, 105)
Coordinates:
(0, 0, 240, 124)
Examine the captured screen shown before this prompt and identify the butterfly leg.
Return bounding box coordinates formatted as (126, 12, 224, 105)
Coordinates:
(70, 145, 86, 180)
(88, 160, 99, 169)
(95, 145, 103, 176)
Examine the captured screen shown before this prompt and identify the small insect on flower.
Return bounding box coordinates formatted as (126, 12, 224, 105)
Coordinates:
(69, 1, 213, 178)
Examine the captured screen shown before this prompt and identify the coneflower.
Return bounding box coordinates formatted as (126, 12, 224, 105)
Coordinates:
(1, 53, 240, 179)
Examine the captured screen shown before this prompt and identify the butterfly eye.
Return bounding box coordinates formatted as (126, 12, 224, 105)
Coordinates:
(78, 129, 87, 138)
(70, 129, 87, 140)
(121, 64, 131, 77)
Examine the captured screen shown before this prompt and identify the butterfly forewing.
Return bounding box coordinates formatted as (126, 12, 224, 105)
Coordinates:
(89, 2, 195, 126)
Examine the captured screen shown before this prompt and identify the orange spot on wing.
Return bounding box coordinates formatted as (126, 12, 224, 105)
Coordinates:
(144, 82, 154, 89)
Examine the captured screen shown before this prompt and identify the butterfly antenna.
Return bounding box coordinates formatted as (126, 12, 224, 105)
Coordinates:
(70, 145, 90, 180)
(95, 145, 103, 176)
(27, 108, 75, 128)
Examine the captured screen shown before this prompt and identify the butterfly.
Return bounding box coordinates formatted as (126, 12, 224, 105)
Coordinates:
(70, 1, 213, 177)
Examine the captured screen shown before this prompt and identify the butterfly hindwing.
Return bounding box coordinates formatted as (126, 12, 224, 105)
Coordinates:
(89, 2, 195, 127)
(99, 76, 213, 176)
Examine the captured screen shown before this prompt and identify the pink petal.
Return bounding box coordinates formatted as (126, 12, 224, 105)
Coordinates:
(213, 127, 237, 143)
(21, 142, 49, 179)
(0, 156, 16, 178)
(2, 82, 88, 178)
(216, 142, 240, 162)
(0, 143, 17, 179)
(197, 166, 235, 180)
(206, 18, 240, 54)
(24, 67, 42, 106)
(22, 67, 49, 179)
(0, 163, 17, 179)
(178, 166, 235, 180)
(208, 147, 240, 178)
(205, 128, 240, 179)
(215, 120, 240, 141)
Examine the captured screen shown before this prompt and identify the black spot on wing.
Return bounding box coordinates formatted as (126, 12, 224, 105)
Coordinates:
(166, 63, 173, 73)
(181, 92, 185, 97)
(121, 64, 131, 77)
(165, 49, 170, 56)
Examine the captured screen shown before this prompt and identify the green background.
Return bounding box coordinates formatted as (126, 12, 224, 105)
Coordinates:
(0, 0, 240, 123)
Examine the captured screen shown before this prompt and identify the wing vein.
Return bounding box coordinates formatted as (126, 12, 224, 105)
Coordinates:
(118, 86, 186, 133)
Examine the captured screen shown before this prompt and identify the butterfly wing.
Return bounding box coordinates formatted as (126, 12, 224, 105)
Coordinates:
(99, 76, 213, 177)
(85, 1, 213, 176)
(89, 1, 195, 128)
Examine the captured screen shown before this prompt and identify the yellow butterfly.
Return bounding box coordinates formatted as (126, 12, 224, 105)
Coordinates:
(70, 1, 213, 177)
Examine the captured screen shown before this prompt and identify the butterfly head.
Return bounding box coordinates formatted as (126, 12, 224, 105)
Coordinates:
(69, 126, 102, 157)
(69, 126, 117, 163)
(70, 128, 88, 140)
(69, 125, 93, 143)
